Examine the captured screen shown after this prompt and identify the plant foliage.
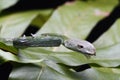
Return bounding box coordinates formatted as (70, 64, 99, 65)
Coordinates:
(0, 0, 120, 80)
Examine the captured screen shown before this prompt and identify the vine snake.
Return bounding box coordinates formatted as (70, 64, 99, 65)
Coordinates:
(0, 33, 96, 58)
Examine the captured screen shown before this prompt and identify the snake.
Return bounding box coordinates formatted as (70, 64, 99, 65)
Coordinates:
(0, 33, 96, 58)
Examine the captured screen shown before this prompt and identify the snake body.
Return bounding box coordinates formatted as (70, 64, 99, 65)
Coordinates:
(1, 33, 96, 58)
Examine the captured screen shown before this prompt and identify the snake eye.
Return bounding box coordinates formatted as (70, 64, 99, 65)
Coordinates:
(77, 45, 84, 48)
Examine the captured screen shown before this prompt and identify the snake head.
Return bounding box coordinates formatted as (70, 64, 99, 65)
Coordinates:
(63, 39, 96, 58)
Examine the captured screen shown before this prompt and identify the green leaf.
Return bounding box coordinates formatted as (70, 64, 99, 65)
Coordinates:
(0, 10, 52, 38)
(18, 47, 87, 65)
(0, 42, 18, 54)
(9, 62, 120, 80)
(0, 0, 18, 11)
(0, 49, 18, 63)
(36, 0, 117, 39)
(9, 61, 82, 80)
(77, 67, 120, 80)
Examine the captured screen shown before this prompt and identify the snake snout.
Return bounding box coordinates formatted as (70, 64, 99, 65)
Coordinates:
(88, 49, 96, 56)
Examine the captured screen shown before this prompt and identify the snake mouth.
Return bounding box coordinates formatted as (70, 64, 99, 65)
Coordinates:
(87, 50, 96, 55)
(88, 52, 96, 56)
(90, 53, 96, 56)
(82, 50, 96, 56)
(87, 48, 96, 56)
(82, 51, 96, 56)
(83, 52, 96, 59)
